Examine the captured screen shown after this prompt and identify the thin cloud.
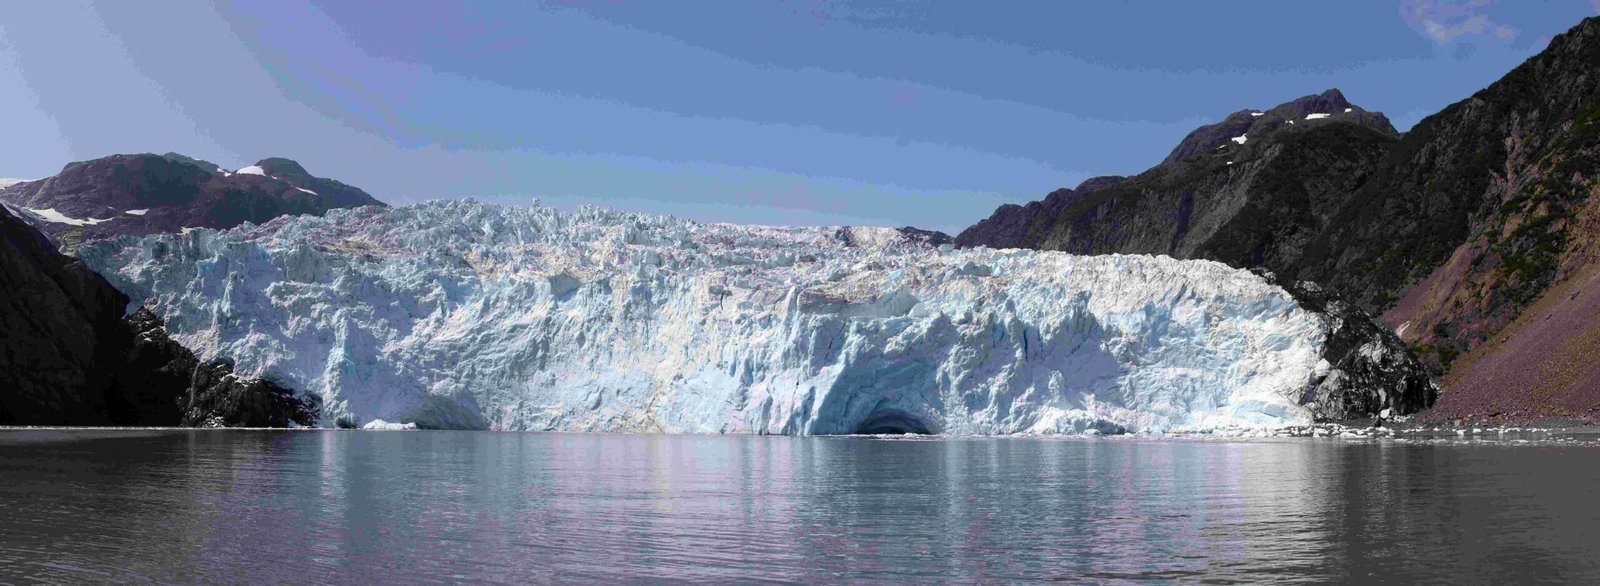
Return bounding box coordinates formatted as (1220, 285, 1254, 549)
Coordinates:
(1402, 0, 1519, 44)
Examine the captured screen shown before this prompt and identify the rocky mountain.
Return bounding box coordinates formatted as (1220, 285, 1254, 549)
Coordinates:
(955, 88, 1399, 274)
(0, 153, 384, 250)
(957, 17, 1600, 421)
(1161, 88, 1399, 165)
(79, 200, 1433, 433)
(0, 203, 317, 427)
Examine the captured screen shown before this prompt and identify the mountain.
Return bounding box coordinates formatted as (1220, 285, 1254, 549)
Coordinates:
(955, 88, 1399, 274)
(0, 203, 316, 427)
(957, 17, 1600, 422)
(78, 200, 1432, 432)
(0, 153, 384, 249)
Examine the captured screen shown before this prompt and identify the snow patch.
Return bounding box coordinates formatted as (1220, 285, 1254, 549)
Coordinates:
(1305, 113, 1330, 120)
(1343, 108, 1353, 113)
(294, 186, 319, 195)
(1230, 134, 1248, 145)
(125, 209, 148, 216)
(27, 207, 116, 226)
(1250, 112, 1264, 117)
(236, 166, 265, 176)
(361, 419, 419, 430)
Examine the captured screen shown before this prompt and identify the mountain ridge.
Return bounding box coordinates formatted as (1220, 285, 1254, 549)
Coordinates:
(0, 153, 385, 249)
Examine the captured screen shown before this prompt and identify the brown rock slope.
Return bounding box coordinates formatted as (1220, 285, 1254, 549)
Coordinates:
(1426, 183, 1600, 422)
(1431, 261, 1600, 422)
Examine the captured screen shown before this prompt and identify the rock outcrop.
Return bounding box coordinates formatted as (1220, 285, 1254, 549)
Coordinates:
(1257, 271, 1437, 420)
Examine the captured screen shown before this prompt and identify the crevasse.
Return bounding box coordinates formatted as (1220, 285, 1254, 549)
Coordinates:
(78, 200, 1333, 433)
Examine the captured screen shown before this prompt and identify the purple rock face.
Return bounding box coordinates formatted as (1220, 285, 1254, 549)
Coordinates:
(0, 152, 384, 248)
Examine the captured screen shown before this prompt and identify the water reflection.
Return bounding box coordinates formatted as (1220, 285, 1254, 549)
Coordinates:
(0, 431, 1597, 583)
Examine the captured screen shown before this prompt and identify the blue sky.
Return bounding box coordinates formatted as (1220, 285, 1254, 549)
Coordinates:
(1, 1, 1595, 232)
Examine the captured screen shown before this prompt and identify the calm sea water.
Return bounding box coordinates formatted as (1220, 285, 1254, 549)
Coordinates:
(1, 430, 1597, 584)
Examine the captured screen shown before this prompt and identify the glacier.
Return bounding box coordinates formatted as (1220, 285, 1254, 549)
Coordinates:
(77, 200, 1416, 434)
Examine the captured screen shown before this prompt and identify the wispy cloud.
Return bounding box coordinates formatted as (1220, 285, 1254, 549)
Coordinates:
(1402, 0, 1519, 44)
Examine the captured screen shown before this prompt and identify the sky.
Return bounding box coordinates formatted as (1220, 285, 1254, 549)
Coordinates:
(1, 1, 1596, 232)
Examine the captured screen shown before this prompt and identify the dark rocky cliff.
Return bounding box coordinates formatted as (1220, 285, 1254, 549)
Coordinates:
(0, 204, 316, 426)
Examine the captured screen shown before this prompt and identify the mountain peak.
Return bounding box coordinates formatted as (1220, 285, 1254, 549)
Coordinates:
(255, 158, 314, 184)
(1161, 89, 1396, 165)
(0, 152, 385, 245)
(1274, 88, 1355, 118)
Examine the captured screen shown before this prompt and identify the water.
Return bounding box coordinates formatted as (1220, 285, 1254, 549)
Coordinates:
(1, 431, 1597, 584)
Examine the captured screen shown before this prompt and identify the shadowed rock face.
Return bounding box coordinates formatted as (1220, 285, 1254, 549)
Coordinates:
(0, 201, 134, 423)
(0, 205, 316, 427)
(0, 153, 384, 250)
(956, 17, 1600, 419)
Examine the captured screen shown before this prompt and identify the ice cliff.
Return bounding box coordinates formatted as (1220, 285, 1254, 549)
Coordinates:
(77, 200, 1431, 433)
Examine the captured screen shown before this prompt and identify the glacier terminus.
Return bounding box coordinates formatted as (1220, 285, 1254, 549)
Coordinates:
(77, 200, 1434, 434)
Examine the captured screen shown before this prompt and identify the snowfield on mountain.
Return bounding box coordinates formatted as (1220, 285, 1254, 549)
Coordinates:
(77, 200, 1428, 433)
